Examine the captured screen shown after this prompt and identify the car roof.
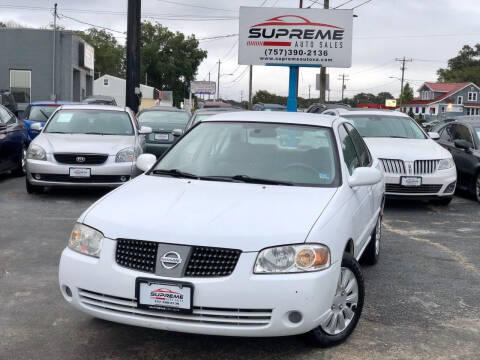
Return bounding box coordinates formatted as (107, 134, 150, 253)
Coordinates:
(84, 95, 115, 101)
(58, 104, 127, 112)
(203, 111, 337, 127)
(140, 106, 186, 113)
(331, 108, 409, 117)
(194, 108, 243, 114)
(29, 101, 78, 106)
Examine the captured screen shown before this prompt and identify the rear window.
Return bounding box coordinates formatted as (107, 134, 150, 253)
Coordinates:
(25, 105, 59, 122)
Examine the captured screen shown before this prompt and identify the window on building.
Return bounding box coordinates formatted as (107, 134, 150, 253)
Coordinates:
(457, 96, 463, 104)
(415, 107, 419, 113)
(10, 70, 31, 104)
(421, 107, 426, 114)
(468, 92, 478, 102)
(441, 106, 445, 113)
(430, 107, 436, 115)
(104, 78, 109, 86)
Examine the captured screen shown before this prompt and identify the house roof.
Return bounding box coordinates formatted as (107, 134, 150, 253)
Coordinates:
(404, 82, 476, 106)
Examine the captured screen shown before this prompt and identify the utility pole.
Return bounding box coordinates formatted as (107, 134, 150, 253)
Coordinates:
(51, 3, 57, 101)
(216, 59, 221, 101)
(248, 65, 253, 109)
(240, 90, 243, 103)
(145, 73, 148, 86)
(396, 57, 412, 102)
(319, 0, 329, 104)
(208, 72, 211, 100)
(295, 0, 303, 99)
(338, 73, 349, 102)
(308, 85, 311, 99)
(126, 0, 141, 113)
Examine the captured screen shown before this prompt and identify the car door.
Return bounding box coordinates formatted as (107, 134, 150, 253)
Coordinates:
(338, 124, 373, 253)
(0, 106, 8, 172)
(0, 107, 25, 171)
(451, 124, 478, 189)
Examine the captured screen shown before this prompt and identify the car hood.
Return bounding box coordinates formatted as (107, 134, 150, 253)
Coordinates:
(364, 137, 451, 160)
(140, 122, 187, 132)
(82, 175, 338, 252)
(34, 133, 135, 155)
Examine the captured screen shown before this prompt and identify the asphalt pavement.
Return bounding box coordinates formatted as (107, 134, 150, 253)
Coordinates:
(1, 174, 479, 360)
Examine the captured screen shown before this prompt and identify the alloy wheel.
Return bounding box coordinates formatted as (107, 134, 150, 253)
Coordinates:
(375, 217, 382, 256)
(21, 148, 27, 174)
(320, 267, 359, 335)
(476, 175, 480, 202)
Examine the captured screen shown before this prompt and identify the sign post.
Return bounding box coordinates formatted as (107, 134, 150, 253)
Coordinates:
(239, 7, 353, 112)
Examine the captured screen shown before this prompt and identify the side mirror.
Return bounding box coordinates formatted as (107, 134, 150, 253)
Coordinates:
(428, 132, 440, 140)
(454, 139, 473, 151)
(172, 128, 184, 137)
(349, 167, 382, 188)
(138, 126, 152, 135)
(30, 122, 43, 132)
(136, 153, 157, 172)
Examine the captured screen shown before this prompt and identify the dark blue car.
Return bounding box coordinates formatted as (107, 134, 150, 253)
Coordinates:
(0, 104, 28, 176)
(21, 101, 77, 141)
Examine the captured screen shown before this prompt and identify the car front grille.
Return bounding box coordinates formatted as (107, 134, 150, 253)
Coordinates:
(386, 184, 442, 194)
(380, 159, 406, 174)
(414, 160, 439, 174)
(115, 240, 241, 277)
(78, 289, 272, 327)
(381, 159, 440, 175)
(35, 174, 130, 183)
(54, 153, 109, 165)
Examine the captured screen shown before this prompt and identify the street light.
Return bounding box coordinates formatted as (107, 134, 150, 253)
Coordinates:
(217, 73, 234, 100)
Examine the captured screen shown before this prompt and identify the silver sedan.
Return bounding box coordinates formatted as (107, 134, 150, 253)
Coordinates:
(25, 105, 152, 193)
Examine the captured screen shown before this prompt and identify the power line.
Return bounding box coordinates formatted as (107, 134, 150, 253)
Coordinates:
(333, 0, 355, 9)
(351, 0, 373, 9)
(156, 0, 237, 13)
(198, 34, 238, 41)
(57, 13, 126, 34)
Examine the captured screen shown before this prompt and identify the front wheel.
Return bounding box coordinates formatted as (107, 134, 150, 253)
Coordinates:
(362, 215, 382, 265)
(305, 253, 365, 347)
(12, 146, 27, 176)
(475, 173, 480, 203)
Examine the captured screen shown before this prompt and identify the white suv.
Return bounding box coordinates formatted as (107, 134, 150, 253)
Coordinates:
(323, 109, 456, 205)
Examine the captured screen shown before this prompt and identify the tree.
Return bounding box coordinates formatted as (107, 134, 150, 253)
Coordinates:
(252, 90, 285, 105)
(0, 22, 6, 28)
(141, 21, 207, 107)
(398, 83, 414, 105)
(437, 44, 480, 84)
(75, 28, 125, 79)
(375, 92, 394, 105)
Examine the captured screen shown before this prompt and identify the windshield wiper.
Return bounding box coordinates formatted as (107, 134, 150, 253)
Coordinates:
(39, 109, 50, 119)
(85, 132, 106, 135)
(229, 174, 294, 186)
(386, 136, 408, 138)
(47, 131, 67, 134)
(151, 169, 199, 179)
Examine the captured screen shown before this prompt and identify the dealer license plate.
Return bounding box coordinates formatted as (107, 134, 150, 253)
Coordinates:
(154, 133, 169, 141)
(401, 176, 422, 187)
(137, 280, 192, 312)
(69, 168, 91, 178)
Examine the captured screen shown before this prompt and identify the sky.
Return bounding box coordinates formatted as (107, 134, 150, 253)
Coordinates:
(1, 0, 479, 102)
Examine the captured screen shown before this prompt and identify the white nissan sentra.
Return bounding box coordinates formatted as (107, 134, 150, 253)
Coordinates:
(59, 112, 384, 347)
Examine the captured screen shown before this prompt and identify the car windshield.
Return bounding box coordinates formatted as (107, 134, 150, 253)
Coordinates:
(193, 114, 214, 125)
(44, 109, 133, 135)
(138, 111, 189, 126)
(342, 114, 426, 139)
(26, 105, 59, 122)
(475, 128, 480, 141)
(152, 122, 339, 186)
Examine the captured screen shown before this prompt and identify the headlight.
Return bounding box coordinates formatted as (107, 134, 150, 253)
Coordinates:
(438, 158, 454, 170)
(26, 144, 46, 161)
(68, 223, 103, 258)
(116, 147, 135, 162)
(254, 244, 330, 274)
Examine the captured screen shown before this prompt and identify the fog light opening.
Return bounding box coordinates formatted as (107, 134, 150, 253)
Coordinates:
(120, 176, 128, 182)
(63, 285, 72, 298)
(34, 174, 41, 180)
(445, 181, 456, 193)
(288, 311, 303, 324)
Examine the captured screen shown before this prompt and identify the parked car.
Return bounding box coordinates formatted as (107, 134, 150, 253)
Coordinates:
(323, 108, 456, 205)
(252, 103, 287, 111)
(0, 104, 28, 176)
(21, 101, 77, 141)
(59, 111, 384, 347)
(307, 103, 351, 114)
(25, 105, 152, 193)
(186, 107, 243, 130)
(0, 90, 18, 115)
(200, 101, 232, 109)
(137, 106, 190, 157)
(83, 96, 117, 106)
(436, 117, 480, 201)
(422, 118, 455, 132)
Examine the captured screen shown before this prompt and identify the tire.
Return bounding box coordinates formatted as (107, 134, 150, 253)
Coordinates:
(433, 197, 453, 206)
(305, 253, 365, 348)
(26, 177, 44, 194)
(362, 215, 382, 265)
(474, 173, 480, 203)
(12, 146, 27, 177)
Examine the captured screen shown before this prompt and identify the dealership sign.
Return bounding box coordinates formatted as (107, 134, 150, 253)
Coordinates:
(239, 7, 353, 67)
(190, 81, 216, 95)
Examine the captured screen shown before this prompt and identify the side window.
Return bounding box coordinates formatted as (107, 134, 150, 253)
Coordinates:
(439, 126, 451, 141)
(344, 123, 372, 167)
(338, 125, 360, 175)
(0, 106, 11, 124)
(4, 108, 16, 125)
(454, 124, 473, 144)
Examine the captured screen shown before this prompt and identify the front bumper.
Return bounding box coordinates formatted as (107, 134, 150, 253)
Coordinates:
(59, 239, 340, 337)
(384, 167, 456, 198)
(26, 155, 137, 188)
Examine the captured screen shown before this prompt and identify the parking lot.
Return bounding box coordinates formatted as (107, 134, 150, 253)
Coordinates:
(1, 174, 479, 360)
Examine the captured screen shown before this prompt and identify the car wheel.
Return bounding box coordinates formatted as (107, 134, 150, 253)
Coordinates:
(433, 197, 453, 206)
(12, 146, 27, 176)
(475, 173, 480, 203)
(362, 215, 382, 265)
(305, 253, 365, 347)
(26, 177, 44, 194)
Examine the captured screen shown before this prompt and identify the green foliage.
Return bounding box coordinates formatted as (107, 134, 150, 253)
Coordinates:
(437, 44, 480, 84)
(75, 28, 125, 79)
(398, 83, 414, 105)
(252, 90, 286, 105)
(0, 22, 6, 28)
(141, 21, 207, 107)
